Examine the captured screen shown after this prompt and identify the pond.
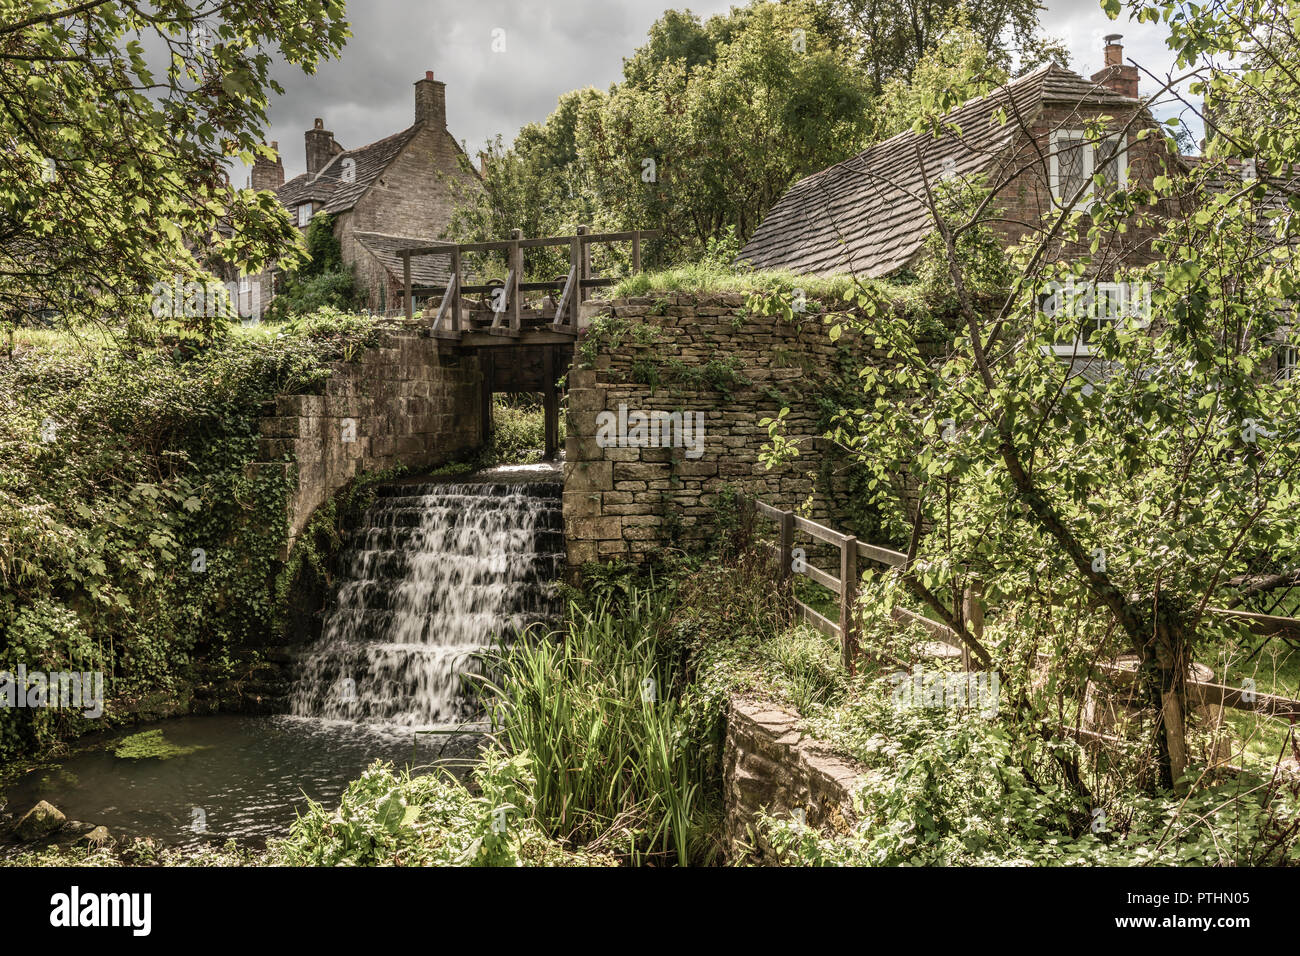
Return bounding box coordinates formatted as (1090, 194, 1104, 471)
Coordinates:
(1, 715, 481, 852)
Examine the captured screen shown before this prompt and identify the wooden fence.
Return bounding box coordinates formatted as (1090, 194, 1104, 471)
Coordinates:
(395, 226, 662, 336)
(749, 498, 1300, 721)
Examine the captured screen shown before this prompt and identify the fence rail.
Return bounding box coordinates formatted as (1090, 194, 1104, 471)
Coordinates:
(748, 498, 1300, 719)
(397, 226, 662, 336)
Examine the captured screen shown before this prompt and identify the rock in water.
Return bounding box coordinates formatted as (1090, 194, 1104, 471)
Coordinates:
(14, 800, 67, 841)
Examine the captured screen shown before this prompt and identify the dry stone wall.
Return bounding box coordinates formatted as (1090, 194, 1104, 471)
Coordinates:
(563, 293, 944, 566)
(723, 696, 866, 862)
(252, 328, 482, 548)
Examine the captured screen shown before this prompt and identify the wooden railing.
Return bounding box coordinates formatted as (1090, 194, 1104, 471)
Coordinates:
(396, 226, 662, 337)
(749, 498, 1300, 721)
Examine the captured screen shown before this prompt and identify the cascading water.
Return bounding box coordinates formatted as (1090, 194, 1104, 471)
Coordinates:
(290, 474, 565, 727)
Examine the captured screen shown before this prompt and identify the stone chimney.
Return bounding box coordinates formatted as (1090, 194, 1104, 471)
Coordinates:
(1090, 34, 1140, 99)
(415, 70, 446, 130)
(250, 141, 284, 190)
(305, 118, 336, 178)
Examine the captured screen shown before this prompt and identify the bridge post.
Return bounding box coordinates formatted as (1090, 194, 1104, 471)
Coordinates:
(450, 246, 462, 331)
(510, 228, 522, 335)
(402, 251, 413, 320)
(479, 351, 494, 447)
(778, 510, 794, 584)
(576, 224, 590, 311)
(543, 347, 559, 461)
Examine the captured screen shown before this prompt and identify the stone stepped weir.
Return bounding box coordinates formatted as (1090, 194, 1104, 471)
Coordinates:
(289, 478, 565, 727)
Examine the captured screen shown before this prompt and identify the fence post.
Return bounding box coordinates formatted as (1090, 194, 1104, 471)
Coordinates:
(577, 224, 590, 305)
(569, 230, 584, 330)
(841, 536, 859, 675)
(778, 510, 794, 583)
(509, 228, 522, 335)
(402, 251, 413, 320)
(961, 576, 983, 672)
(450, 246, 462, 331)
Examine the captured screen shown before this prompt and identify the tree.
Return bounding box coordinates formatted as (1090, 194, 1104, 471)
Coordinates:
(0, 0, 350, 337)
(756, 0, 1300, 795)
(576, 0, 874, 258)
(826, 0, 1065, 92)
(872, 13, 1012, 140)
(264, 213, 361, 321)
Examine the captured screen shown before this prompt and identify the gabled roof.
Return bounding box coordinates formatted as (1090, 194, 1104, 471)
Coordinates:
(352, 232, 451, 287)
(275, 125, 422, 215)
(739, 63, 1144, 278)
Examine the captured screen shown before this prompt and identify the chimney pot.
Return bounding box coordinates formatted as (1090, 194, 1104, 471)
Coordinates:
(314, 118, 324, 130)
(426, 70, 435, 81)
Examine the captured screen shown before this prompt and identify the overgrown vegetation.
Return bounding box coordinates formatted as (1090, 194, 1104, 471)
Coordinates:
(0, 310, 380, 760)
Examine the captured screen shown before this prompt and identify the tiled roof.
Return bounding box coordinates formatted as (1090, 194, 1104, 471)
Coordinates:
(352, 231, 451, 286)
(275, 126, 421, 215)
(739, 63, 1143, 278)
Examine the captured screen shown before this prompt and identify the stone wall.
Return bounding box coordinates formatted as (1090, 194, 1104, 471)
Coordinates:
(562, 293, 943, 566)
(723, 696, 866, 863)
(253, 328, 482, 547)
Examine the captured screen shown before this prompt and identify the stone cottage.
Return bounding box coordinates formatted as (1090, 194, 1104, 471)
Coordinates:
(244, 69, 481, 315)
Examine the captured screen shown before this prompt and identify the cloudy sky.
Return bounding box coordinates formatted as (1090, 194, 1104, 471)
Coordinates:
(250, 0, 1193, 184)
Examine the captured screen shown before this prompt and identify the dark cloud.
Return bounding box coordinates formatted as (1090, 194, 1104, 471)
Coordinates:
(248, 0, 1191, 185)
(259, 0, 737, 182)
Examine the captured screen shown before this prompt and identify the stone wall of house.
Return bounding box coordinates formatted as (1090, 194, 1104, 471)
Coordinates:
(993, 102, 1188, 274)
(562, 293, 944, 566)
(252, 327, 482, 548)
(343, 125, 479, 312)
(723, 696, 866, 863)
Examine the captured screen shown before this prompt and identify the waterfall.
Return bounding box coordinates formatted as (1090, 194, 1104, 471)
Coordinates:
(289, 477, 565, 726)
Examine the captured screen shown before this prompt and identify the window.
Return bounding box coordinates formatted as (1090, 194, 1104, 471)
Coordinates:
(1050, 130, 1128, 203)
(297, 203, 312, 227)
(1280, 345, 1297, 382)
(1041, 280, 1150, 356)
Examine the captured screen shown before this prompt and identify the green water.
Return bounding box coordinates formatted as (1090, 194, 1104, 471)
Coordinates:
(1, 715, 480, 851)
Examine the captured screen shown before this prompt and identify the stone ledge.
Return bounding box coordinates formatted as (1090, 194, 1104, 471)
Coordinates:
(723, 694, 869, 863)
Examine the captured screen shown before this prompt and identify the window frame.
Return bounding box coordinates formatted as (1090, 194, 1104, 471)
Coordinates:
(1041, 280, 1149, 357)
(1050, 129, 1128, 204)
(1280, 344, 1297, 382)
(297, 203, 312, 228)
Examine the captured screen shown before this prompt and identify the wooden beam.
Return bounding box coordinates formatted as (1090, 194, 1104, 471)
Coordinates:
(841, 535, 859, 673)
(543, 348, 558, 461)
(450, 247, 462, 332)
(479, 352, 494, 447)
(510, 229, 522, 336)
(402, 251, 413, 320)
(778, 510, 794, 583)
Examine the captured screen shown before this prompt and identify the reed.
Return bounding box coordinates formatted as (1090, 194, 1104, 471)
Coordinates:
(483, 586, 711, 865)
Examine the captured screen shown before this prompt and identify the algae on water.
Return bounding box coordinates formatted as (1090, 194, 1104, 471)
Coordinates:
(112, 730, 208, 760)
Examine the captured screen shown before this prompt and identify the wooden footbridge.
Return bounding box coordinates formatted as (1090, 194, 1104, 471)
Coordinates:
(393, 227, 661, 458)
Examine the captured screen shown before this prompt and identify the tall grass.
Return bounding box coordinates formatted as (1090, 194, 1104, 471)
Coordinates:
(483, 586, 714, 865)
